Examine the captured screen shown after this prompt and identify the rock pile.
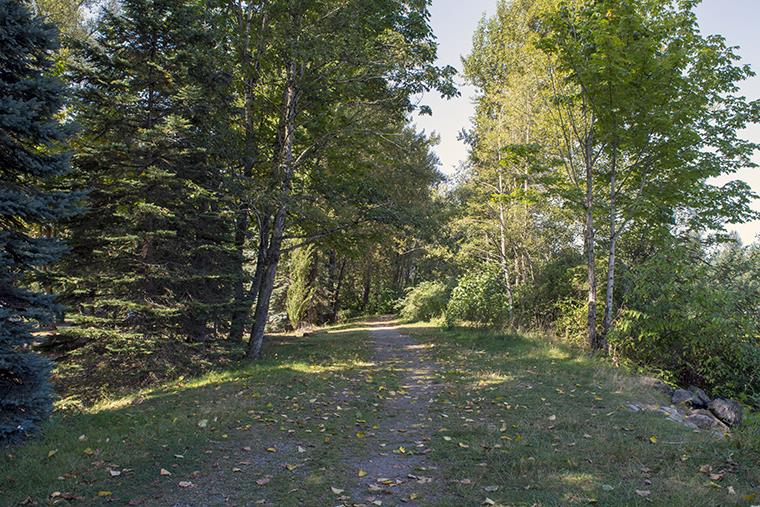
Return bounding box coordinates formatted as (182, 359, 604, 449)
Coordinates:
(628, 385, 743, 435)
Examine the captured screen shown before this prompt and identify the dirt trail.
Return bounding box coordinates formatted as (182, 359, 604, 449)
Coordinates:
(345, 321, 444, 506)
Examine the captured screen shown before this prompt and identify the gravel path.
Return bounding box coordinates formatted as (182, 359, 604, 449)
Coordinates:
(345, 321, 444, 506)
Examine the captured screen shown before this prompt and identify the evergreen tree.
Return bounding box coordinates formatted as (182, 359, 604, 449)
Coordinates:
(0, 0, 76, 443)
(62, 0, 238, 341)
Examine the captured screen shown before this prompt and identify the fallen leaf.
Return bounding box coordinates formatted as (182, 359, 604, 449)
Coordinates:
(458, 442, 469, 449)
(330, 486, 344, 495)
(358, 469, 368, 477)
(97, 491, 112, 497)
(548, 415, 557, 421)
(160, 469, 172, 476)
(47, 449, 58, 459)
(256, 476, 271, 486)
(649, 436, 657, 444)
(484, 485, 499, 492)
(178, 481, 193, 488)
(483, 498, 496, 505)
(266, 447, 277, 453)
(635, 490, 651, 497)
(109, 469, 121, 477)
(197, 419, 208, 429)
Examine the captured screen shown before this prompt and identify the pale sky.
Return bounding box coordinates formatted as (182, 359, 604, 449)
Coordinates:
(415, 0, 760, 244)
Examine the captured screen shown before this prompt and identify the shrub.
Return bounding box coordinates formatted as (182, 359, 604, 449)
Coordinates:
(447, 266, 510, 327)
(608, 244, 760, 405)
(397, 281, 450, 322)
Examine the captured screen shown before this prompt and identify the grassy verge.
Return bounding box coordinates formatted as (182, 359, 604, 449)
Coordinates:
(2, 326, 396, 506)
(405, 323, 760, 507)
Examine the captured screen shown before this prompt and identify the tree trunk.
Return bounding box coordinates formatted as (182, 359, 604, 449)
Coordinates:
(584, 134, 600, 351)
(602, 148, 618, 342)
(228, 210, 250, 340)
(329, 259, 347, 323)
(246, 60, 299, 360)
(496, 160, 515, 325)
(361, 263, 372, 311)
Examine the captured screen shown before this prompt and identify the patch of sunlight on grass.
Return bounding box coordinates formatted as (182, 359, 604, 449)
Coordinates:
(406, 343, 435, 350)
(283, 360, 375, 374)
(304, 472, 326, 486)
(558, 471, 597, 490)
(473, 371, 514, 387)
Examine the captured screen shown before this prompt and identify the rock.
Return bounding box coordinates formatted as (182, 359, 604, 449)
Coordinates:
(709, 398, 743, 427)
(687, 386, 711, 409)
(672, 389, 693, 405)
(672, 387, 711, 408)
(685, 410, 725, 431)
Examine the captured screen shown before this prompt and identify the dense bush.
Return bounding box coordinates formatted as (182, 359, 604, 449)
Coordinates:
(397, 281, 450, 322)
(447, 266, 510, 327)
(515, 251, 585, 329)
(608, 243, 760, 405)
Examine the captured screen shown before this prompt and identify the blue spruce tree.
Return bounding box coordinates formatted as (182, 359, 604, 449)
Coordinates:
(0, 0, 76, 444)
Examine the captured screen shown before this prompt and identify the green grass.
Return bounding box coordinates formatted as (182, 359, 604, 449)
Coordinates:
(3, 320, 759, 506)
(405, 323, 760, 506)
(1, 327, 396, 506)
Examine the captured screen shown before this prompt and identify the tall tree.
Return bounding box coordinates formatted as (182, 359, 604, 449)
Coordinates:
(63, 0, 238, 340)
(540, 0, 759, 348)
(0, 0, 76, 443)
(241, 0, 456, 359)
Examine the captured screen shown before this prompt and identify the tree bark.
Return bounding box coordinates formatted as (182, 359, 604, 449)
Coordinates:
(228, 211, 250, 340)
(602, 147, 618, 342)
(329, 258, 347, 323)
(227, 2, 268, 340)
(246, 60, 299, 360)
(584, 133, 600, 351)
(496, 143, 515, 325)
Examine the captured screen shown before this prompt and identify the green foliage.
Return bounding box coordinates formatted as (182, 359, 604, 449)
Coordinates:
(0, 0, 78, 444)
(514, 251, 584, 328)
(447, 266, 511, 327)
(62, 0, 237, 340)
(285, 246, 317, 330)
(609, 241, 760, 405)
(397, 281, 450, 322)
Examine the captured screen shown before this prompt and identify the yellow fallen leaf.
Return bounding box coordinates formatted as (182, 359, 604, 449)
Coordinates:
(47, 449, 58, 459)
(458, 442, 469, 449)
(285, 464, 297, 471)
(83, 448, 94, 456)
(266, 447, 276, 453)
(358, 469, 368, 477)
(649, 435, 657, 444)
(97, 491, 112, 497)
(356, 431, 366, 439)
